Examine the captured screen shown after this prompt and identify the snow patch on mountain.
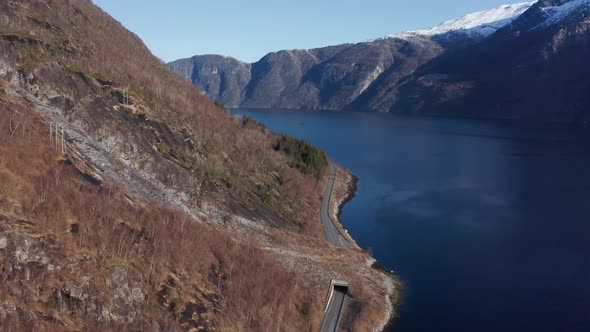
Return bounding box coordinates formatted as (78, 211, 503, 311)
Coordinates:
(534, 0, 590, 29)
(414, 2, 535, 37)
(377, 2, 535, 42)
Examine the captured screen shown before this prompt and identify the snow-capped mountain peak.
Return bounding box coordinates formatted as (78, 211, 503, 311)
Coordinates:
(380, 2, 536, 42)
(533, 0, 590, 29)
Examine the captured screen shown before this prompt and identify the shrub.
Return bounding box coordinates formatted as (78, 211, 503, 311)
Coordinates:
(241, 115, 267, 131)
(274, 135, 327, 180)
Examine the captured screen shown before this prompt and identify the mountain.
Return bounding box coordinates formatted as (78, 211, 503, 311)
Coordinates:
(170, 0, 590, 123)
(168, 54, 251, 108)
(381, 2, 534, 43)
(168, 2, 539, 112)
(0, 0, 392, 330)
(396, 0, 590, 121)
(168, 37, 445, 110)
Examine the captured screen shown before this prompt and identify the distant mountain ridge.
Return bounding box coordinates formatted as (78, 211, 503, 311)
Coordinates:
(395, 0, 590, 122)
(169, 0, 590, 123)
(380, 2, 534, 42)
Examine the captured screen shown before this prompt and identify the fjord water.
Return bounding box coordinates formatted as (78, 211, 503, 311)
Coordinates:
(232, 109, 590, 332)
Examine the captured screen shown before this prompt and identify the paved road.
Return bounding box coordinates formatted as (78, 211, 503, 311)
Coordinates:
(320, 164, 354, 249)
(320, 288, 346, 332)
(319, 164, 353, 332)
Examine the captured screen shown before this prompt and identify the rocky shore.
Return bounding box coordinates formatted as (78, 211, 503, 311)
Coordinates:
(329, 165, 401, 331)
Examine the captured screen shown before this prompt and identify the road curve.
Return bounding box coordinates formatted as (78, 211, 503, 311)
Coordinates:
(321, 164, 354, 249)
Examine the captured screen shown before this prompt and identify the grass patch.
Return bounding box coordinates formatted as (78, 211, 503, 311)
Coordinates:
(66, 63, 86, 74)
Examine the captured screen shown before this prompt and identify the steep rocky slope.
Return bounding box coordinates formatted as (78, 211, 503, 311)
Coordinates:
(0, 0, 394, 330)
(168, 54, 251, 108)
(168, 37, 444, 111)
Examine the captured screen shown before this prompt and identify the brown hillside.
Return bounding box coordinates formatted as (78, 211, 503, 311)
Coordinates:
(0, 0, 396, 330)
(0, 89, 318, 330)
(0, 0, 325, 234)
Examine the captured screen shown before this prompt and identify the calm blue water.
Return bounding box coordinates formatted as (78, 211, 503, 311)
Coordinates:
(232, 109, 590, 332)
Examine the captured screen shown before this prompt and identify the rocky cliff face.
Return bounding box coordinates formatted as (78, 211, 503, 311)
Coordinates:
(168, 55, 251, 108)
(169, 37, 445, 111)
(170, 0, 590, 123)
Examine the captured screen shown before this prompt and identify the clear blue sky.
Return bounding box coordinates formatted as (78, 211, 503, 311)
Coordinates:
(92, 0, 524, 63)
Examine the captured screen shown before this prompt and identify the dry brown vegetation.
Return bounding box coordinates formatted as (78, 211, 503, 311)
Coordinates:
(0, 0, 326, 235)
(0, 91, 319, 330)
(0, 1, 396, 330)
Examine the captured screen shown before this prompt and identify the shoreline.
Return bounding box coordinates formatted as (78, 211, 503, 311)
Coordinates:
(371, 261, 403, 332)
(336, 173, 358, 226)
(328, 167, 362, 251)
(330, 166, 401, 331)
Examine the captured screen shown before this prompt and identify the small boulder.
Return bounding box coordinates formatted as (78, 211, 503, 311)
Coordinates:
(130, 288, 145, 303)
